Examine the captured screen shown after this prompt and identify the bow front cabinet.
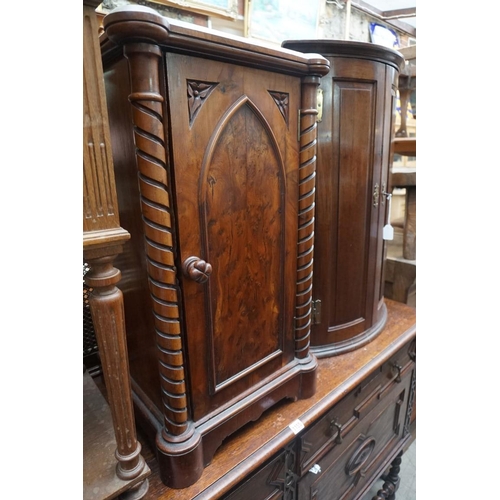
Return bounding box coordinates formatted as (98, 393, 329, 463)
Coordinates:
(282, 40, 404, 357)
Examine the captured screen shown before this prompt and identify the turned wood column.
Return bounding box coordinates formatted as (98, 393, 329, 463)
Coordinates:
(111, 39, 203, 487)
(372, 450, 403, 500)
(395, 73, 415, 138)
(85, 250, 146, 481)
(395, 86, 410, 138)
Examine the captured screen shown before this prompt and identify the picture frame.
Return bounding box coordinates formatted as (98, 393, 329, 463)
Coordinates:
(148, 0, 239, 20)
(246, 0, 320, 45)
(369, 22, 400, 49)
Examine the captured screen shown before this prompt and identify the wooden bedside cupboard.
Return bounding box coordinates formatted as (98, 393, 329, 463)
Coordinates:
(100, 5, 329, 489)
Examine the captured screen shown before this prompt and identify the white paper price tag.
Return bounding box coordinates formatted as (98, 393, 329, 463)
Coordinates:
(383, 224, 394, 240)
(289, 419, 305, 435)
(309, 464, 322, 474)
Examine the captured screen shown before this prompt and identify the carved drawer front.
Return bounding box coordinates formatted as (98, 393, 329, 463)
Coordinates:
(299, 342, 413, 476)
(223, 447, 294, 500)
(297, 346, 415, 500)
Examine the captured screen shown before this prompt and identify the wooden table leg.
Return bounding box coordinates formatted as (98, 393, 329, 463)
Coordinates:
(372, 450, 403, 500)
(85, 249, 149, 499)
(403, 186, 416, 261)
(396, 87, 411, 138)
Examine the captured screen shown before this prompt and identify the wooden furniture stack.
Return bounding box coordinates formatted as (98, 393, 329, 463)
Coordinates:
(83, 5, 416, 499)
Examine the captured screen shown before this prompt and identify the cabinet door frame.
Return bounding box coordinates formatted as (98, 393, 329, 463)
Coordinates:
(165, 52, 301, 421)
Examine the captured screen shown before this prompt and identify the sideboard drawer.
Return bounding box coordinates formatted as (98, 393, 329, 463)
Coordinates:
(223, 449, 288, 500)
(299, 341, 414, 476)
(297, 355, 415, 500)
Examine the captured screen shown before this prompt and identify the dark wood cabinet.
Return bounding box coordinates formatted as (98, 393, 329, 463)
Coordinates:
(282, 41, 404, 357)
(162, 54, 304, 422)
(100, 6, 329, 489)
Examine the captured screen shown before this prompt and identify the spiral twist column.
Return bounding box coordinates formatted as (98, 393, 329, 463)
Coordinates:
(295, 75, 321, 359)
(123, 42, 203, 488)
(372, 450, 403, 500)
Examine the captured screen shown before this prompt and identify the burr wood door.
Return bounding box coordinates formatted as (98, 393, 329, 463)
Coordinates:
(165, 53, 301, 422)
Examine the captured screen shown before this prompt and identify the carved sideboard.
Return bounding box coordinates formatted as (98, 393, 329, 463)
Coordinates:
(138, 299, 416, 500)
(100, 5, 330, 489)
(282, 40, 405, 358)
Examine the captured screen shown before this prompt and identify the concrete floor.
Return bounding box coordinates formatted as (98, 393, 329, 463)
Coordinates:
(361, 441, 416, 499)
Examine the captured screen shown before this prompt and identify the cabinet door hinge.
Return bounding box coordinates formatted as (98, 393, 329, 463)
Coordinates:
(316, 88, 323, 122)
(312, 299, 321, 324)
(373, 183, 380, 207)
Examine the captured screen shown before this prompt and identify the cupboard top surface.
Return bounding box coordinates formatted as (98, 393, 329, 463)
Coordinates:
(100, 5, 330, 77)
(281, 39, 404, 71)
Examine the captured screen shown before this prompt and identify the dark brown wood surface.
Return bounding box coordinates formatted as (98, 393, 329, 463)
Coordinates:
(164, 53, 301, 418)
(136, 299, 415, 499)
(100, 5, 330, 76)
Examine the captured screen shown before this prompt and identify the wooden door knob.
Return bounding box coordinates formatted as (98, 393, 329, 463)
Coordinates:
(182, 256, 212, 283)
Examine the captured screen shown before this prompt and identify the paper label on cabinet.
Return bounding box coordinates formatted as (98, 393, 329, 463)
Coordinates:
(309, 464, 322, 474)
(289, 419, 305, 434)
(383, 224, 394, 240)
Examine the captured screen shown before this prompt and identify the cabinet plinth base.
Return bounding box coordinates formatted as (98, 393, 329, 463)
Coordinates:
(312, 302, 388, 358)
(134, 355, 318, 489)
(155, 427, 204, 489)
